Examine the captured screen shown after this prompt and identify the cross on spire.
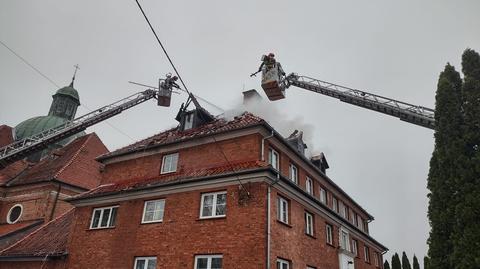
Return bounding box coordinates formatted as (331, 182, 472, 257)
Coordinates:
(70, 64, 80, 87)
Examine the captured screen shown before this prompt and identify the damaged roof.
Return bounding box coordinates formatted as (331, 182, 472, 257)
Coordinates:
(97, 112, 265, 161)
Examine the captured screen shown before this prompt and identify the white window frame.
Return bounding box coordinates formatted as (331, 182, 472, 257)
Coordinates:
(340, 229, 351, 251)
(277, 196, 289, 224)
(276, 258, 290, 269)
(364, 246, 371, 263)
(161, 153, 179, 174)
(374, 251, 380, 266)
(332, 196, 338, 213)
(6, 204, 23, 224)
(319, 187, 327, 204)
(184, 112, 194, 130)
(339, 201, 347, 218)
(289, 164, 298, 184)
(326, 223, 333, 245)
(354, 213, 359, 227)
(269, 148, 279, 170)
(134, 256, 157, 269)
(305, 177, 313, 195)
(352, 239, 358, 256)
(305, 211, 314, 236)
(194, 254, 223, 269)
(141, 199, 165, 223)
(200, 191, 227, 219)
(307, 267, 316, 269)
(89, 206, 118, 229)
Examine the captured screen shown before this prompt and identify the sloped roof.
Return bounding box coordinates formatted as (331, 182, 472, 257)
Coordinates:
(0, 210, 73, 258)
(0, 220, 43, 239)
(0, 160, 29, 186)
(97, 112, 265, 161)
(2, 133, 108, 189)
(71, 159, 268, 201)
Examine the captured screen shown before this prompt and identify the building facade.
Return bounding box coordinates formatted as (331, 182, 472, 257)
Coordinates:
(61, 111, 387, 269)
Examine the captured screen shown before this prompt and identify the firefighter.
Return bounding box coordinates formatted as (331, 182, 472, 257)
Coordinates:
(251, 53, 277, 77)
(162, 73, 180, 90)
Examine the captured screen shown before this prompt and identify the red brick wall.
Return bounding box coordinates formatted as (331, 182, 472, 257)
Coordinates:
(270, 188, 382, 269)
(66, 183, 267, 268)
(101, 134, 261, 184)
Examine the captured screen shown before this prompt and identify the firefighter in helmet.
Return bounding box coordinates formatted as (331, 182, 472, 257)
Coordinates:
(162, 73, 180, 90)
(251, 53, 277, 77)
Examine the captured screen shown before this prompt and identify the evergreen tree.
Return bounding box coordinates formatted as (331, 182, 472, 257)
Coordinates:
(451, 48, 480, 268)
(427, 62, 463, 269)
(401, 252, 412, 269)
(423, 256, 430, 269)
(391, 253, 402, 269)
(384, 260, 391, 269)
(412, 255, 420, 269)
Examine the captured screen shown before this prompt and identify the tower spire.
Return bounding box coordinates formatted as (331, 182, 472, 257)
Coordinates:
(70, 64, 80, 87)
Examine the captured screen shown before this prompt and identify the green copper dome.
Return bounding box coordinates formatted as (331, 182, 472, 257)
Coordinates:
(54, 85, 80, 105)
(14, 115, 84, 146)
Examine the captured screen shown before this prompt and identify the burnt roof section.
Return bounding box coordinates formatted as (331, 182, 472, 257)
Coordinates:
(97, 112, 265, 161)
(0, 210, 73, 259)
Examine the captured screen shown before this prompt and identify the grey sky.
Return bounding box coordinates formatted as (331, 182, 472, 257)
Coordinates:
(1, 0, 479, 265)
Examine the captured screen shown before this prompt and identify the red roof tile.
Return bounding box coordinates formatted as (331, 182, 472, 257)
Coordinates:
(98, 112, 265, 160)
(0, 220, 43, 238)
(72, 159, 268, 200)
(0, 160, 29, 186)
(0, 210, 73, 257)
(5, 133, 108, 189)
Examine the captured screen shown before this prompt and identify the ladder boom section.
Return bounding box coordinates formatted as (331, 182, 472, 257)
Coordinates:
(0, 89, 157, 168)
(286, 74, 435, 129)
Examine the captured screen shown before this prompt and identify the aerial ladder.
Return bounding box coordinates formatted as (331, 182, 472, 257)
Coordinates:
(254, 55, 435, 130)
(0, 77, 179, 169)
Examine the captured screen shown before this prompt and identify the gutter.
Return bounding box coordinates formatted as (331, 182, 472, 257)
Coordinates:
(261, 130, 274, 269)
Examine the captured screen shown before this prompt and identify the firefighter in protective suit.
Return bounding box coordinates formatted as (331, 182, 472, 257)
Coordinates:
(157, 73, 179, 107)
(250, 53, 285, 77)
(162, 73, 180, 90)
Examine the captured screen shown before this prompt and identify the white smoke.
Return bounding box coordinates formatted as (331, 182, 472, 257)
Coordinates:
(223, 90, 321, 158)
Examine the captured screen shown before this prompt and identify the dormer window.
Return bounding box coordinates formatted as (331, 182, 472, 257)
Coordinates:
(161, 153, 178, 174)
(184, 112, 194, 130)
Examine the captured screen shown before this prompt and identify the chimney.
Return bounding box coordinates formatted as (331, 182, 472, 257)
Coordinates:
(311, 153, 329, 174)
(243, 89, 262, 105)
(286, 130, 308, 155)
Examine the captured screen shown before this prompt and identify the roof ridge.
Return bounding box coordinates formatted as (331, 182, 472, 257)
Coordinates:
(54, 134, 93, 179)
(0, 209, 74, 255)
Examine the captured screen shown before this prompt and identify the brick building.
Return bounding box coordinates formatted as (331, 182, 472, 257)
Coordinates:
(0, 89, 387, 268)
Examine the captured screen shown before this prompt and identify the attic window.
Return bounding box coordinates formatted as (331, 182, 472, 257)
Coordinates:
(184, 113, 194, 130)
(7, 204, 23, 224)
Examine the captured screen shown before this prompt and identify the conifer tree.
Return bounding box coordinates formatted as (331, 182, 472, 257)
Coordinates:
(412, 255, 420, 269)
(451, 48, 480, 268)
(401, 252, 412, 269)
(423, 256, 430, 269)
(391, 253, 402, 269)
(427, 62, 463, 269)
(384, 260, 391, 269)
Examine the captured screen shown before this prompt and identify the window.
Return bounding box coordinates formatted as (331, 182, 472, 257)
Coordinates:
(305, 177, 313, 195)
(142, 199, 165, 223)
(354, 213, 359, 227)
(363, 220, 369, 234)
(364, 246, 371, 263)
(307, 267, 316, 269)
(374, 251, 380, 267)
(200, 192, 227, 218)
(161, 153, 178, 174)
(332, 196, 339, 213)
(339, 201, 347, 218)
(289, 164, 298, 184)
(319, 188, 327, 204)
(134, 257, 157, 269)
(269, 148, 279, 170)
(325, 223, 333, 245)
(195, 255, 223, 269)
(359, 217, 364, 231)
(276, 258, 290, 269)
(90, 206, 118, 229)
(184, 113, 194, 130)
(340, 230, 350, 251)
(277, 196, 289, 224)
(352, 239, 358, 256)
(7, 204, 23, 224)
(305, 212, 314, 236)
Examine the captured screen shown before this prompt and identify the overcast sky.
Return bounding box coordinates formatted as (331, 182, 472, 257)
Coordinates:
(1, 0, 479, 266)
